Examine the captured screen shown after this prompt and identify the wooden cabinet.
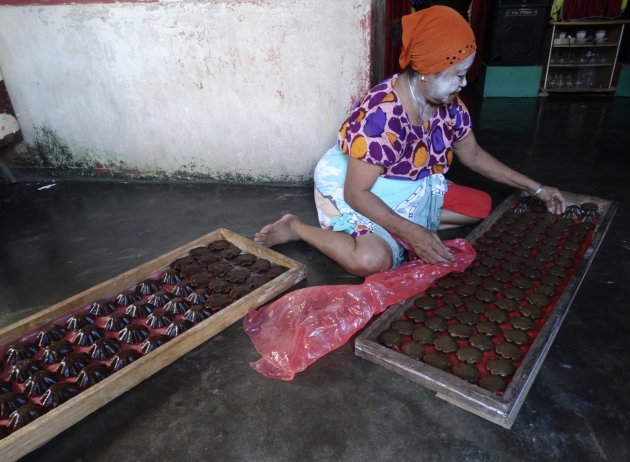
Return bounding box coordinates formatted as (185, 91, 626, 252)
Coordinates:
(540, 20, 629, 94)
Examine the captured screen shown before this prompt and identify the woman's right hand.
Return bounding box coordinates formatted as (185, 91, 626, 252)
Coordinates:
(407, 225, 454, 263)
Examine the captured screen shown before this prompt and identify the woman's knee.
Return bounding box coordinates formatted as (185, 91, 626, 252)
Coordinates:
(349, 245, 392, 276)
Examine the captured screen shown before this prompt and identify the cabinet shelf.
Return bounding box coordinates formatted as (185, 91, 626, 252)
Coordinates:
(545, 86, 616, 93)
(549, 63, 612, 68)
(541, 19, 629, 94)
(553, 43, 618, 48)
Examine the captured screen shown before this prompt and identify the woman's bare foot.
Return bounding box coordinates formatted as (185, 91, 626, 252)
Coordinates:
(254, 214, 301, 247)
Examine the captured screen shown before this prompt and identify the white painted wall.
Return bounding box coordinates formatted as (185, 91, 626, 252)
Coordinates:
(0, 0, 373, 181)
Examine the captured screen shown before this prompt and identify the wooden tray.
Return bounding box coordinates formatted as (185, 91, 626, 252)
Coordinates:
(355, 191, 616, 428)
(0, 228, 306, 461)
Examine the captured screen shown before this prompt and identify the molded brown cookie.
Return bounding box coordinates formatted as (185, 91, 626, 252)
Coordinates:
(511, 316, 535, 331)
(56, 352, 91, 378)
(136, 278, 161, 295)
(486, 309, 509, 324)
(435, 305, 457, 320)
(436, 276, 457, 289)
(42, 340, 73, 365)
(125, 301, 154, 319)
(472, 266, 492, 277)
(24, 371, 58, 397)
(422, 352, 452, 371)
(8, 403, 47, 430)
(74, 325, 104, 347)
(487, 357, 515, 377)
(456, 346, 483, 364)
(405, 308, 427, 323)
(109, 349, 141, 373)
(35, 325, 67, 347)
(477, 321, 501, 337)
(378, 330, 403, 348)
(492, 271, 512, 283)
(443, 293, 464, 307)
(426, 286, 446, 299)
(465, 299, 489, 314)
(166, 319, 193, 337)
(141, 334, 171, 354)
(391, 320, 415, 336)
(526, 292, 550, 308)
(412, 327, 435, 344)
(89, 338, 121, 360)
(495, 342, 523, 360)
(536, 284, 556, 297)
(479, 375, 507, 392)
(76, 364, 110, 389)
(463, 273, 482, 286)
(250, 258, 272, 273)
(104, 312, 132, 331)
(503, 287, 525, 301)
(453, 363, 481, 383)
(504, 329, 531, 345)
(9, 359, 43, 383)
(425, 316, 447, 332)
(511, 275, 533, 290)
(184, 305, 211, 323)
(147, 290, 172, 308)
(457, 311, 480, 326)
(448, 323, 473, 339)
(119, 324, 150, 344)
(40, 383, 80, 408)
(469, 334, 494, 351)
(163, 297, 189, 315)
(146, 308, 174, 328)
(401, 342, 424, 360)
(520, 304, 544, 319)
(413, 296, 437, 311)
(495, 298, 518, 312)
(456, 284, 476, 297)
(66, 314, 95, 333)
(171, 281, 194, 298)
(89, 299, 116, 317)
(160, 269, 182, 284)
(475, 290, 496, 303)
(433, 335, 458, 353)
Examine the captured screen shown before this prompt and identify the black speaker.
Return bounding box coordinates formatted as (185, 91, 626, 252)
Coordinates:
(485, 1, 550, 66)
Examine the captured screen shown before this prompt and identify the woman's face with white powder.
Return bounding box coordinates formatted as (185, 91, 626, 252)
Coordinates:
(423, 53, 475, 104)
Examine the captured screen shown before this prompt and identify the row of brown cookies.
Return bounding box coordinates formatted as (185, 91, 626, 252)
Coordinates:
(0, 240, 289, 437)
(378, 199, 597, 394)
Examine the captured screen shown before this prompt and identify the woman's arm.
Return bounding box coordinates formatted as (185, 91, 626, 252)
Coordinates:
(344, 157, 453, 263)
(453, 131, 566, 214)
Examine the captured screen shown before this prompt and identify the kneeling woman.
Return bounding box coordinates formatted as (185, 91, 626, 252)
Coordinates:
(256, 6, 565, 276)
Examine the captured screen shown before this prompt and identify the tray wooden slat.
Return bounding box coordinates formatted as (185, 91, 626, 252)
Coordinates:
(0, 228, 306, 461)
(355, 191, 616, 428)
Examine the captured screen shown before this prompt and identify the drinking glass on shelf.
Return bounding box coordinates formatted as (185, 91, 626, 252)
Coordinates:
(557, 73, 565, 88)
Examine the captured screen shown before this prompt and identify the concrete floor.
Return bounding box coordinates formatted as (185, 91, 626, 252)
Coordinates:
(1, 95, 629, 461)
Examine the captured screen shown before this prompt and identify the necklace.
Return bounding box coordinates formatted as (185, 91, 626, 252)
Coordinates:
(406, 75, 423, 122)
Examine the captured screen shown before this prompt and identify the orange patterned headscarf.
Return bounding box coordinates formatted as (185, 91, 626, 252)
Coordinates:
(399, 6, 477, 75)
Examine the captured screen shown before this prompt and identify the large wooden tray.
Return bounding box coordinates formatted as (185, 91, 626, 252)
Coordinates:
(355, 191, 616, 428)
(0, 228, 306, 461)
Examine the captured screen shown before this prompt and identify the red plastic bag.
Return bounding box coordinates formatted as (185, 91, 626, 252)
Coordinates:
(244, 238, 476, 380)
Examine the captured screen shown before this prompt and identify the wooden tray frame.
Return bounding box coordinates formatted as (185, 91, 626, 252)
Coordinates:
(355, 191, 617, 428)
(0, 228, 306, 461)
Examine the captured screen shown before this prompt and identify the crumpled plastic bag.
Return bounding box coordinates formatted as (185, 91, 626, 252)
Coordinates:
(243, 238, 476, 381)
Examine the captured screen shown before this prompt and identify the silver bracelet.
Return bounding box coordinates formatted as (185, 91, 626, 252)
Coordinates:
(531, 184, 544, 196)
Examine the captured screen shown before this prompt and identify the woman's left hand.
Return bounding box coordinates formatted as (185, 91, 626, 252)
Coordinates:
(536, 185, 566, 215)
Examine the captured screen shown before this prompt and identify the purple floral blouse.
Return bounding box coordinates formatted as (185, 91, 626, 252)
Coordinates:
(338, 74, 472, 180)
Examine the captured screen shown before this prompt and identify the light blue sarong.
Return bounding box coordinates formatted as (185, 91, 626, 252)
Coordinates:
(314, 145, 447, 268)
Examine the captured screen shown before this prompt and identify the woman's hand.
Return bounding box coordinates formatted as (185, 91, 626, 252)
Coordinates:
(535, 185, 566, 215)
(407, 225, 454, 264)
